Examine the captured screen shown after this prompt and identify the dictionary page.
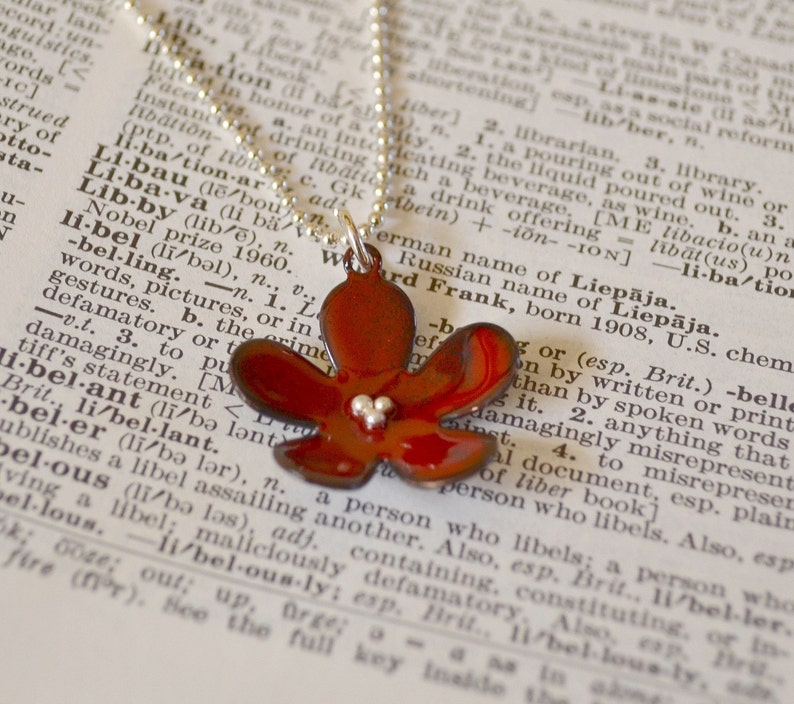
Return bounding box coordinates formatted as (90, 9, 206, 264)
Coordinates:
(0, 1, 792, 702)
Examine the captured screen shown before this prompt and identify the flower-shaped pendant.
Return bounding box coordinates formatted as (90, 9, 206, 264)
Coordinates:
(230, 245, 519, 488)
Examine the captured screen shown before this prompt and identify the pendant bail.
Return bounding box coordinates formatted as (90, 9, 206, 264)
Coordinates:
(335, 208, 373, 272)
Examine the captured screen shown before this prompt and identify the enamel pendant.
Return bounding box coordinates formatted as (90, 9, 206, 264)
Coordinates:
(230, 243, 519, 489)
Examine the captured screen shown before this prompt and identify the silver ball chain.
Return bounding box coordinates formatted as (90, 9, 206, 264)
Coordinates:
(119, 0, 394, 249)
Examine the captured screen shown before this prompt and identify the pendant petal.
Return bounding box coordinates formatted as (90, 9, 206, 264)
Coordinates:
(230, 339, 341, 425)
(321, 246, 415, 375)
(398, 323, 519, 419)
(389, 427, 497, 486)
(276, 434, 378, 489)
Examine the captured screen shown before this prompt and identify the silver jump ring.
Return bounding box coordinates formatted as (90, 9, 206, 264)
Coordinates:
(335, 208, 374, 272)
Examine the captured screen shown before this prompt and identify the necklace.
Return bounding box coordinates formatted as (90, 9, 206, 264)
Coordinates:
(120, 0, 519, 488)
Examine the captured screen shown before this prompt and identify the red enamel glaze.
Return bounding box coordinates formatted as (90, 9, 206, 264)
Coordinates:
(321, 247, 415, 375)
(230, 245, 519, 488)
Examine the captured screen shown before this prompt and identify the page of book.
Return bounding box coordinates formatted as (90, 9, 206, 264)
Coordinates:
(1, 0, 792, 701)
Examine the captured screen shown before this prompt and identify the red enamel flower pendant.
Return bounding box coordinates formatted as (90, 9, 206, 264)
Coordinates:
(230, 245, 518, 489)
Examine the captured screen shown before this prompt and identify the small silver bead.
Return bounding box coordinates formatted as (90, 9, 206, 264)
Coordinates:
(351, 395, 370, 414)
(373, 396, 394, 413)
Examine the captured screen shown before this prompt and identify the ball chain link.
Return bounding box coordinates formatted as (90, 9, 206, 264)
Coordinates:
(119, 0, 395, 248)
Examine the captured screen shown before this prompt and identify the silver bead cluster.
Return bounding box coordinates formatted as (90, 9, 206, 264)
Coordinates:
(119, 0, 394, 247)
(350, 394, 396, 431)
